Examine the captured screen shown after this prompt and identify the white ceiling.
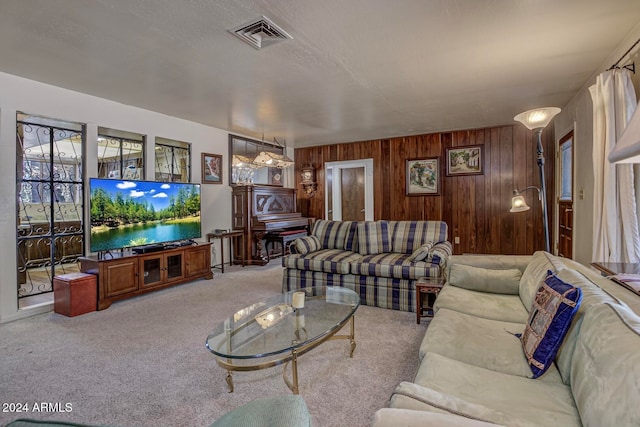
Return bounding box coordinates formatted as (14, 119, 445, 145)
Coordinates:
(1, 0, 640, 147)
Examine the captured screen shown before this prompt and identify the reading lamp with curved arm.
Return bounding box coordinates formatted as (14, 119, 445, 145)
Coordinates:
(510, 186, 550, 252)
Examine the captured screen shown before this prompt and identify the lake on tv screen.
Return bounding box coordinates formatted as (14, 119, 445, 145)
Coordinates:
(91, 221, 200, 252)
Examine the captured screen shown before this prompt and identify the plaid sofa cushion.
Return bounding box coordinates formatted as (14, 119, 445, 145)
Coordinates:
(351, 253, 440, 280)
(389, 221, 449, 253)
(293, 235, 322, 254)
(312, 220, 359, 251)
(408, 242, 435, 261)
(283, 249, 363, 274)
(357, 221, 391, 255)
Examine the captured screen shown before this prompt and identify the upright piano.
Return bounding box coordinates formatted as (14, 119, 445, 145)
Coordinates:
(232, 185, 311, 265)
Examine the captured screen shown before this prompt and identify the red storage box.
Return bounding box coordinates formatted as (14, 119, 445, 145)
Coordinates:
(53, 272, 97, 317)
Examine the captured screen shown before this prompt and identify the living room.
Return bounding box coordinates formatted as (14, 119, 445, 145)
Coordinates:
(2, 1, 640, 426)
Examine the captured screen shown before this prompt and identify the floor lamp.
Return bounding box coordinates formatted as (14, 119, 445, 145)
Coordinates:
(513, 107, 561, 253)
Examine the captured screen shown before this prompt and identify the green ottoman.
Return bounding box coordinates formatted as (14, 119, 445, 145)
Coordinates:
(211, 395, 312, 427)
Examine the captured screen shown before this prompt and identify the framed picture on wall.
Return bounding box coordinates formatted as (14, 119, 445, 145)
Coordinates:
(269, 168, 283, 186)
(446, 145, 484, 176)
(406, 157, 440, 196)
(202, 153, 223, 184)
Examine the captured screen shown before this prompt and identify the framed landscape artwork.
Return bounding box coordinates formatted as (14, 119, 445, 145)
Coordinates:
(446, 145, 484, 176)
(202, 153, 223, 184)
(406, 158, 440, 196)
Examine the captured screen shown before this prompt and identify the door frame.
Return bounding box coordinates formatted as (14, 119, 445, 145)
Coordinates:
(556, 129, 574, 258)
(325, 159, 374, 221)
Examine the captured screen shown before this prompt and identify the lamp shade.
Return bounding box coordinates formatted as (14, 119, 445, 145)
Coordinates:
(232, 154, 258, 168)
(510, 195, 530, 212)
(514, 107, 561, 130)
(609, 103, 640, 163)
(253, 151, 275, 166)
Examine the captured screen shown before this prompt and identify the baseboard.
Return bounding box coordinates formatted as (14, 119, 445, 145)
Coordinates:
(0, 302, 53, 324)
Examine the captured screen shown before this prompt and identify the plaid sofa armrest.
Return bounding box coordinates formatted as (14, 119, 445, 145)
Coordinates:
(427, 241, 453, 267)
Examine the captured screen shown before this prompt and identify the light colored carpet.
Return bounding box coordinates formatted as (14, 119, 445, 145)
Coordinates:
(0, 261, 429, 427)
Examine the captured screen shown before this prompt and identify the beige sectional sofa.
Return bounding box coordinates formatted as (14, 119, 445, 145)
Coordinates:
(373, 251, 640, 427)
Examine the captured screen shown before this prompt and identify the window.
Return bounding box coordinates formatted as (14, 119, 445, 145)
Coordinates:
(155, 137, 191, 182)
(559, 137, 572, 201)
(16, 112, 84, 299)
(97, 127, 145, 180)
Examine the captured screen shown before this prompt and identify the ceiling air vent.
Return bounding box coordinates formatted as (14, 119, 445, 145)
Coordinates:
(229, 16, 292, 50)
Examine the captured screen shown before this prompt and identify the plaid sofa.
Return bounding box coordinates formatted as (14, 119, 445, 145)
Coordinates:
(282, 220, 451, 312)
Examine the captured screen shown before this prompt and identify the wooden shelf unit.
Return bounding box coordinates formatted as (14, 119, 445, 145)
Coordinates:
(80, 243, 212, 310)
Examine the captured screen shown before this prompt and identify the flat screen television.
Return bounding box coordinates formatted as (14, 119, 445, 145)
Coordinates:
(89, 178, 201, 252)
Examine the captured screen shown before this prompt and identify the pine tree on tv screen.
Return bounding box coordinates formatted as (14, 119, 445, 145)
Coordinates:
(89, 179, 201, 252)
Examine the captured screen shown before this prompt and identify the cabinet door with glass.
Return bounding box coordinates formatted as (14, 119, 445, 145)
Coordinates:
(140, 252, 185, 288)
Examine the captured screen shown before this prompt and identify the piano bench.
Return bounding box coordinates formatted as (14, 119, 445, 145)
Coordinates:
(265, 230, 308, 261)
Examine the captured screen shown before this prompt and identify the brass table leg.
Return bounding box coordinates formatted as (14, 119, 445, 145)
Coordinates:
(349, 315, 356, 357)
(291, 348, 299, 394)
(282, 349, 300, 395)
(225, 370, 234, 393)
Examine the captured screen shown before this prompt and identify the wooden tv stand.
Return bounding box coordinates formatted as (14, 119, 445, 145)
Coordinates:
(79, 243, 213, 310)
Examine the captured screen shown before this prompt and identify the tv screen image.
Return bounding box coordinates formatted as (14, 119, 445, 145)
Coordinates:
(89, 178, 201, 252)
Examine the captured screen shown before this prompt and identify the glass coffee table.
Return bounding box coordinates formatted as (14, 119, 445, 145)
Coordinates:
(205, 286, 360, 394)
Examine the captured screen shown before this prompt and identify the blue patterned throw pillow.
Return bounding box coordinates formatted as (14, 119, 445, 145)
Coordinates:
(519, 270, 582, 378)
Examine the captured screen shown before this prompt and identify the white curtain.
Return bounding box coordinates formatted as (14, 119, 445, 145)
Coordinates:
(590, 69, 640, 263)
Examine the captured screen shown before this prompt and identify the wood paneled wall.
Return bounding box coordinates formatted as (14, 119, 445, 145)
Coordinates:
(294, 125, 554, 255)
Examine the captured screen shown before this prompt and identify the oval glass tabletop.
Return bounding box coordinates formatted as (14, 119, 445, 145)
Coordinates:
(206, 286, 360, 360)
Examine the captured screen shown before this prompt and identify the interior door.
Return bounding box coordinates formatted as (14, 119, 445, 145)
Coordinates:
(327, 168, 333, 220)
(325, 159, 374, 221)
(557, 131, 573, 258)
(341, 167, 365, 221)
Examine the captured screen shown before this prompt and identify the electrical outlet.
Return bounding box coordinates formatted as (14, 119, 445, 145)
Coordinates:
(454, 236, 460, 244)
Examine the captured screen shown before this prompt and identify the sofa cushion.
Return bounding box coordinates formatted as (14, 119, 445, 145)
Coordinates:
(446, 255, 532, 276)
(519, 270, 582, 378)
(434, 285, 529, 323)
(390, 381, 542, 427)
(351, 253, 438, 280)
(407, 242, 434, 262)
(311, 220, 359, 251)
(373, 408, 505, 427)
(419, 308, 563, 383)
(389, 221, 448, 253)
(293, 235, 322, 254)
(570, 302, 640, 427)
(553, 268, 620, 385)
(412, 353, 580, 427)
(448, 264, 521, 295)
(357, 221, 390, 255)
(283, 249, 363, 274)
(519, 251, 564, 312)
